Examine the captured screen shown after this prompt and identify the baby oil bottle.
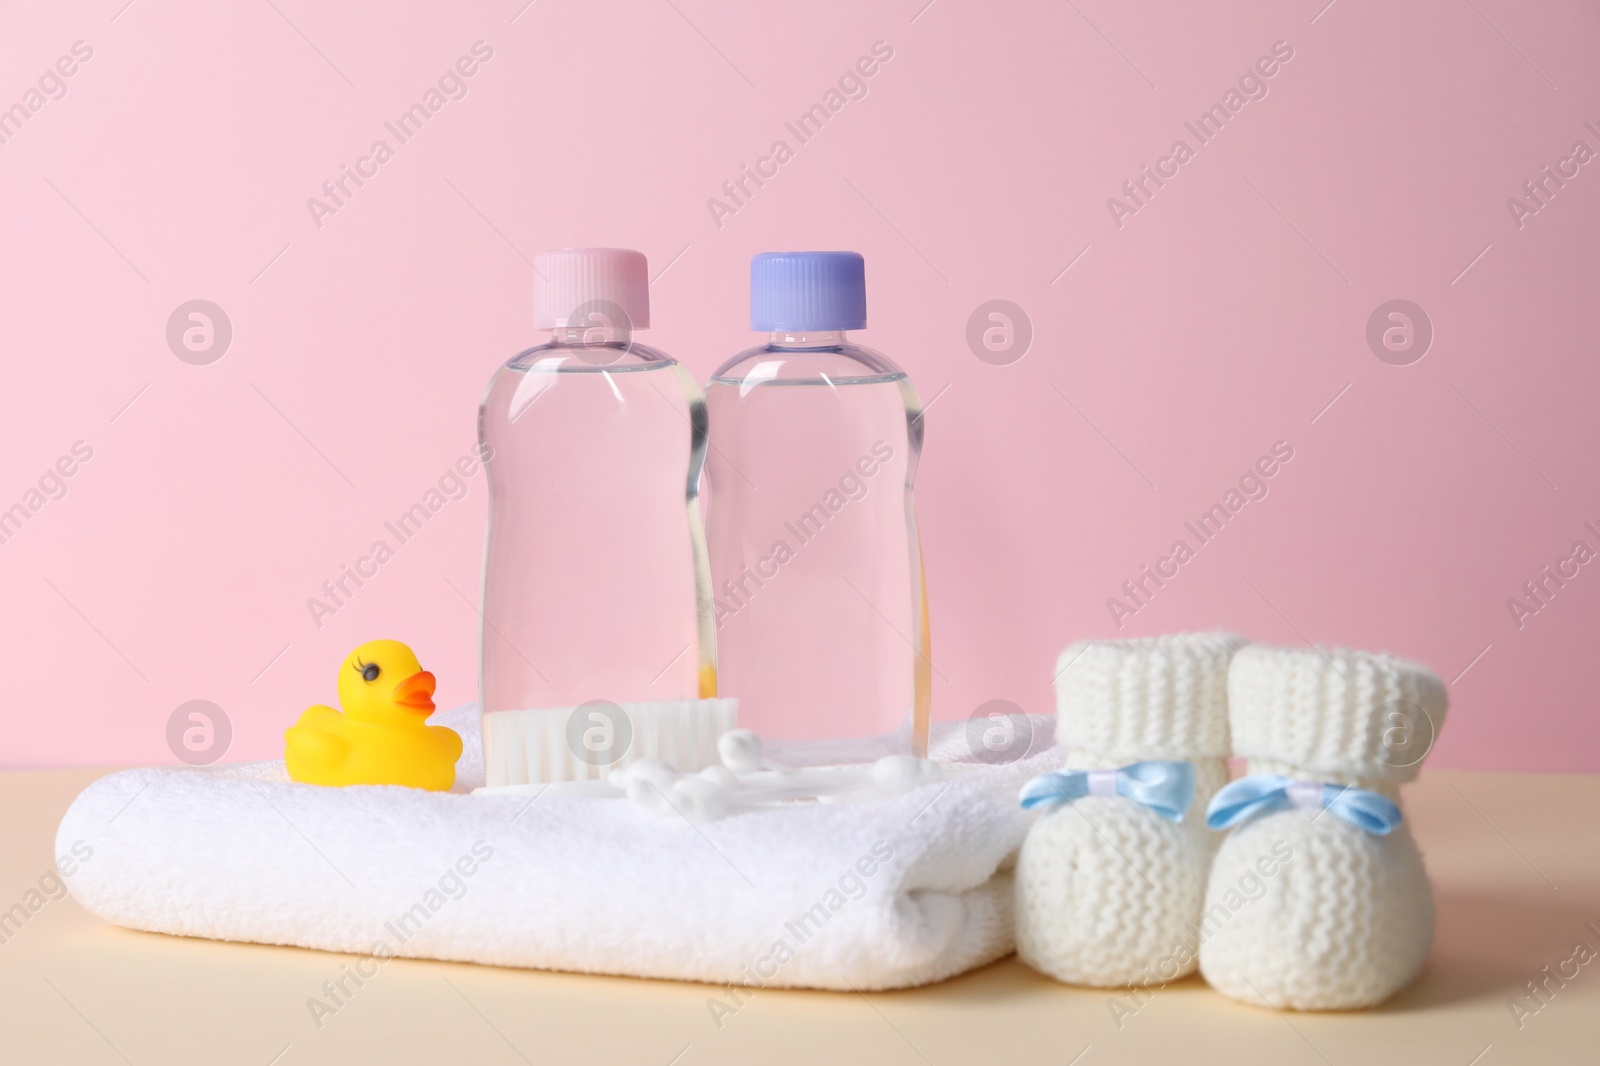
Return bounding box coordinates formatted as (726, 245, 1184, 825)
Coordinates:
(705, 251, 930, 764)
(477, 248, 719, 785)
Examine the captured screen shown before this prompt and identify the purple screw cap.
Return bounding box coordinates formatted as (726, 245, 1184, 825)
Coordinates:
(750, 251, 867, 332)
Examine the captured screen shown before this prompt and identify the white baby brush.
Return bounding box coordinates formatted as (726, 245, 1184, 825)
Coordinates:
(479, 698, 738, 789)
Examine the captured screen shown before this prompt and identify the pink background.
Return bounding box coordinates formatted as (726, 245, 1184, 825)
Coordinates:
(2, 0, 1596, 771)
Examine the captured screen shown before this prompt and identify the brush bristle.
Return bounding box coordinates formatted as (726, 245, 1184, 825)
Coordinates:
(482, 699, 739, 787)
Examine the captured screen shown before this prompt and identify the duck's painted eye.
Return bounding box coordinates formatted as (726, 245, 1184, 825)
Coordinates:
(361, 663, 381, 682)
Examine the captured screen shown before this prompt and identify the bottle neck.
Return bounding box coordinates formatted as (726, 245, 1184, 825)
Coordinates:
(548, 324, 633, 348)
(768, 330, 847, 349)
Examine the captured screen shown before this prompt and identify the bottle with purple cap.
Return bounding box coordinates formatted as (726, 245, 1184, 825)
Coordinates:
(705, 251, 930, 764)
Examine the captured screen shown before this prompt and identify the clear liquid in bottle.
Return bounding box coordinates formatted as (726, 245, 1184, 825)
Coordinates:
(478, 249, 714, 784)
(705, 252, 929, 764)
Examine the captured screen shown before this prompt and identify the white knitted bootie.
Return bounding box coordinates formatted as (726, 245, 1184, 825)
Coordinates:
(1199, 644, 1448, 1010)
(1015, 632, 1245, 987)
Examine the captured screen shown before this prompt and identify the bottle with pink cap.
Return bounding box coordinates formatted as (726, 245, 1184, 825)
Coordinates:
(476, 248, 720, 786)
(706, 251, 930, 764)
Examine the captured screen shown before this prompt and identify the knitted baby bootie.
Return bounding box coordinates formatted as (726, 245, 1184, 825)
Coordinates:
(1015, 632, 1245, 987)
(1198, 644, 1448, 1010)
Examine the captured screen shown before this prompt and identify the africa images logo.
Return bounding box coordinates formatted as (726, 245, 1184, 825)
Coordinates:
(1105, 40, 1296, 229)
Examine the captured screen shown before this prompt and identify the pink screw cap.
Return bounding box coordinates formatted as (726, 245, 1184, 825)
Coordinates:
(532, 247, 651, 330)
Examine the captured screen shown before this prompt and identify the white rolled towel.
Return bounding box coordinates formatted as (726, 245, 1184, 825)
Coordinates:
(1199, 645, 1448, 1010)
(1015, 632, 1245, 987)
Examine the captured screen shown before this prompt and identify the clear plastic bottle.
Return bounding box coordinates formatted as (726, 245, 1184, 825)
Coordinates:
(478, 249, 715, 763)
(705, 251, 929, 764)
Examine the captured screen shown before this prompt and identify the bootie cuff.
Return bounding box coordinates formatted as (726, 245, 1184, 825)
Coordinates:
(1055, 632, 1245, 762)
(1228, 644, 1448, 786)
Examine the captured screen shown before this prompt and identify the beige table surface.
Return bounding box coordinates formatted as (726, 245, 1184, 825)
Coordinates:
(2, 767, 1596, 1066)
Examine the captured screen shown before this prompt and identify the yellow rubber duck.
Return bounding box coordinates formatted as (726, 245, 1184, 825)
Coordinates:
(285, 640, 462, 790)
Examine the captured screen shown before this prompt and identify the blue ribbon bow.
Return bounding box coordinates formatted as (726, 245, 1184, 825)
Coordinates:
(1018, 760, 1195, 822)
(1205, 775, 1402, 835)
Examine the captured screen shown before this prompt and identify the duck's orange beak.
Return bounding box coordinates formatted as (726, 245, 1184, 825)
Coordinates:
(393, 670, 437, 713)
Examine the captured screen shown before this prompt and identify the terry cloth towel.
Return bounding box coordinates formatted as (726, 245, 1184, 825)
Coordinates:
(57, 706, 1060, 991)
